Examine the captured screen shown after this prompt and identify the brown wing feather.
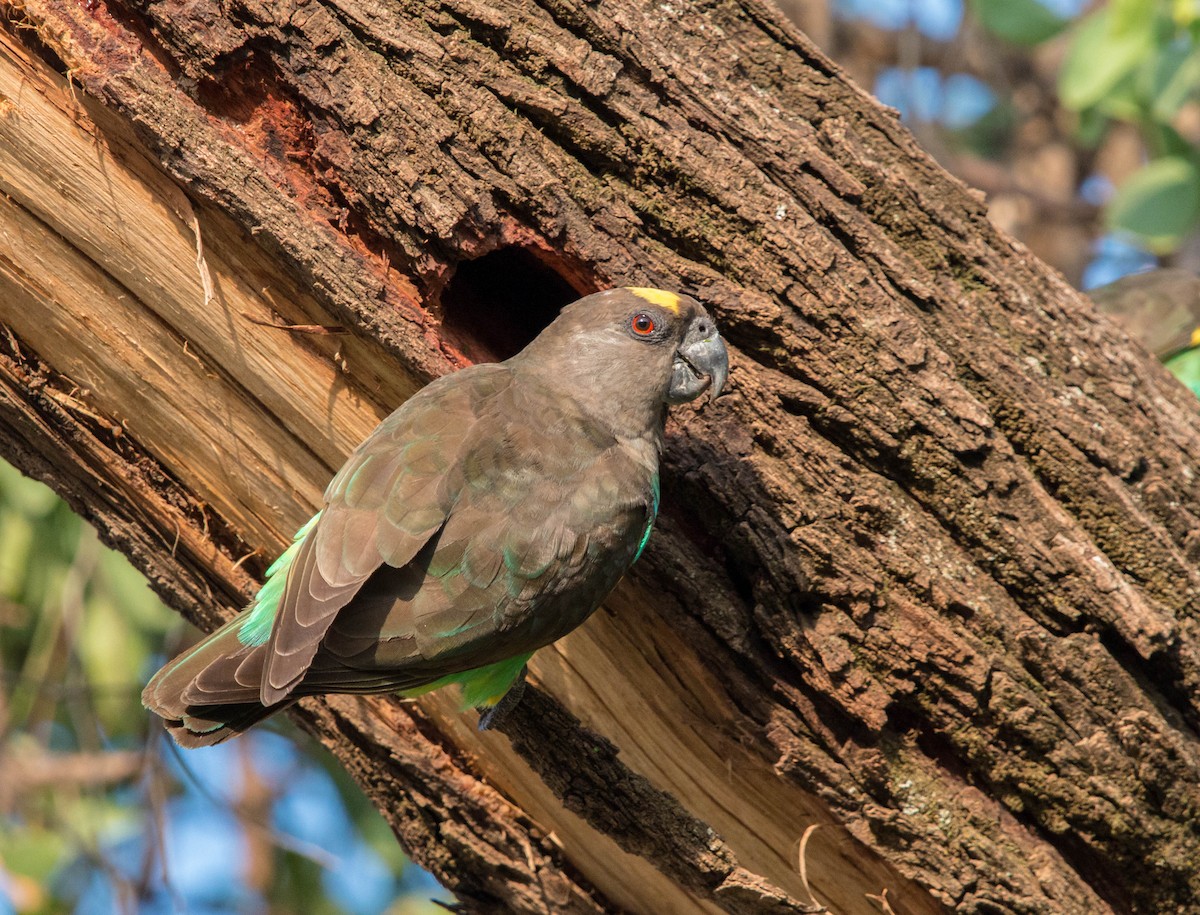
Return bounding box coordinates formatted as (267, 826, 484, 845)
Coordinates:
(309, 398, 654, 691)
(258, 364, 512, 704)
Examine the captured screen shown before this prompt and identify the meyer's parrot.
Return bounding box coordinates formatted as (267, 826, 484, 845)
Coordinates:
(144, 287, 728, 746)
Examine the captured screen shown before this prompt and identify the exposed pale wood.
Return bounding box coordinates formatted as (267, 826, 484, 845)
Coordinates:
(0, 34, 403, 545)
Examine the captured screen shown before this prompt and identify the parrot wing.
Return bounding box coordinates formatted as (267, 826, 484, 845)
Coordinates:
(258, 364, 512, 704)
(309, 405, 654, 687)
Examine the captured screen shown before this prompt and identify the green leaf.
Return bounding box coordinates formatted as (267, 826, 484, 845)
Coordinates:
(1149, 42, 1200, 122)
(1108, 155, 1200, 249)
(1061, 9, 1158, 110)
(1075, 106, 1111, 147)
(970, 0, 1068, 46)
(58, 795, 138, 846)
(0, 461, 60, 519)
(0, 512, 35, 601)
(1093, 71, 1144, 121)
(1179, 0, 1200, 29)
(97, 548, 173, 632)
(79, 594, 144, 733)
(1148, 120, 1193, 159)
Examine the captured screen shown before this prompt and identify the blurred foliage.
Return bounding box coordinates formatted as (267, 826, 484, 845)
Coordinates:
(1163, 343, 1200, 394)
(969, 0, 1069, 46)
(975, 0, 1200, 252)
(0, 461, 449, 914)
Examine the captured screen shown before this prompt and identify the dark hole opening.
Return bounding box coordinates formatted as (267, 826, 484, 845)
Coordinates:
(440, 247, 581, 363)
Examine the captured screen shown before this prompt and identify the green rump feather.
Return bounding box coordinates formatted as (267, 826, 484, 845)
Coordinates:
(238, 512, 322, 647)
(400, 652, 533, 709)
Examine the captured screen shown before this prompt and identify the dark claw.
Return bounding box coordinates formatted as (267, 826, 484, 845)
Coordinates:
(476, 667, 527, 730)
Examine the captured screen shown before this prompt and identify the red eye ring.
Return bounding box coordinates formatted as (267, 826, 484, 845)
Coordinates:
(632, 313, 656, 336)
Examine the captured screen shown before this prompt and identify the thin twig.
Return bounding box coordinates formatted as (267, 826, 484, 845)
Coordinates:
(241, 313, 347, 335)
(797, 823, 823, 911)
(866, 887, 898, 914)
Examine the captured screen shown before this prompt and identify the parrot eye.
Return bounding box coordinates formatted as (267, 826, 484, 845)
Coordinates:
(631, 313, 656, 336)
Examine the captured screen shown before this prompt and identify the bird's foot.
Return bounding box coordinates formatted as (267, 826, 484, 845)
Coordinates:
(476, 668, 527, 731)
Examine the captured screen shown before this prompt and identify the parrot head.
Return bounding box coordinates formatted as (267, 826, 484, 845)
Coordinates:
(512, 287, 727, 432)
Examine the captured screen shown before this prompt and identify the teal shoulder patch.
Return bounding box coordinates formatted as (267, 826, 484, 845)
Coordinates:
(633, 473, 660, 563)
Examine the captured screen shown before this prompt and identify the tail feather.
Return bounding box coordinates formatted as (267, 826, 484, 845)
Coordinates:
(186, 644, 266, 705)
(143, 615, 286, 746)
(144, 516, 328, 746)
(161, 699, 294, 748)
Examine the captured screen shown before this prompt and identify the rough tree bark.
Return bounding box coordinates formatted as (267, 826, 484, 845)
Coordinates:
(1, 1, 1198, 913)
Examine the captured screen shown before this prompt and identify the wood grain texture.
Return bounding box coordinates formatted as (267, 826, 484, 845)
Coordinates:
(3, 0, 1200, 912)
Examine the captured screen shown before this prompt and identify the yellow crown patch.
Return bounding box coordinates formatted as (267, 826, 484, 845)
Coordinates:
(626, 287, 681, 314)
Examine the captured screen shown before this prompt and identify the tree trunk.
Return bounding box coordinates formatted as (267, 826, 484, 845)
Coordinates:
(1, 2, 1198, 912)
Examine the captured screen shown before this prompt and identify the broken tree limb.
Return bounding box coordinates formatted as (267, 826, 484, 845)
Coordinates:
(2, 1, 1200, 912)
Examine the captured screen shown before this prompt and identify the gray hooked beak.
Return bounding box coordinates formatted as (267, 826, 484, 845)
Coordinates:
(667, 317, 729, 405)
